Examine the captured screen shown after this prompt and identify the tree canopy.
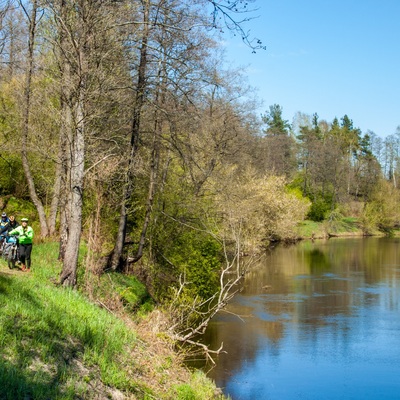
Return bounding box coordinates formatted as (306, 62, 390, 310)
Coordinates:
(0, 0, 398, 302)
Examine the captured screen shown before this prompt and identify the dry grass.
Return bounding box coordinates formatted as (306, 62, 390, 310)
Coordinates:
(119, 310, 193, 399)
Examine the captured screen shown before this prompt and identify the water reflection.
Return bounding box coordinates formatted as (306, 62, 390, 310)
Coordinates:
(203, 237, 400, 400)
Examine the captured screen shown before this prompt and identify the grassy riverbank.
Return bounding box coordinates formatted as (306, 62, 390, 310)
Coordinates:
(3, 216, 391, 399)
(295, 217, 387, 240)
(0, 242, 225, 399)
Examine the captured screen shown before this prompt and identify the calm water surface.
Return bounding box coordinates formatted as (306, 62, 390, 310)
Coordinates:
(202, 237, 400, 400)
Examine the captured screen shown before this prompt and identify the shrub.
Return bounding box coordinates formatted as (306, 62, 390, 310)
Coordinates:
(307, 198, 331, 222)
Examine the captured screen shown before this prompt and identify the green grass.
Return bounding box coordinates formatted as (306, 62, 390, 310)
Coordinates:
(172, 370, 227, 400)
(335, 217, 360, 232)
(95, 271, 154, 316)
(0, 245, 140, 398)
(296, 217, 363, 239)
(295, 220, 324, 238)
(0, 241, 224, 399)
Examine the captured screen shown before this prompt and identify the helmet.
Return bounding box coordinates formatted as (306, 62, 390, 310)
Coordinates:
(1, 212, 6, 218)
(21, 218, 28, 222)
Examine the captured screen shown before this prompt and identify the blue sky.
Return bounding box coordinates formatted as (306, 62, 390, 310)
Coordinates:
(222, 0, 400, 138)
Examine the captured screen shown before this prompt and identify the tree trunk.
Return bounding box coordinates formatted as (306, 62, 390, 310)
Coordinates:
(56, 0, 71, 257)
(57, 95, 71, 260)
(110, 0, 150, 270)
(59, 0, 87, 284)
(60, 89, 85, 286)
(132, 111, 161, 263)
(20, 0, 49, 237)
(57, 118, 70, 260)
(48, 158, 61, 236)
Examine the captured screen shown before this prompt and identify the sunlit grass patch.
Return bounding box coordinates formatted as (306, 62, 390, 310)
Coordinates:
(0, 259, 138, 398)
(339, 216, 360, 232)
(296, 216, 364, 239)
(295, 220, 324, 238)
(0, 240, 226, 399)
(172, 370, 226, 400)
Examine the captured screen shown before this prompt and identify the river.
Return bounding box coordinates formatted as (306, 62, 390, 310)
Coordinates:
(201, 237, 400, 400)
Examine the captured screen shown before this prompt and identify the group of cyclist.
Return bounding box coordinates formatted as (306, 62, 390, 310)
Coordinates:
(0, 212, 34, 272)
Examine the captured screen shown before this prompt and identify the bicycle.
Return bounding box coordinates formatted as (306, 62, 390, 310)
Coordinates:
(3, 235, 19, 269)
(0, 234, 6, 255)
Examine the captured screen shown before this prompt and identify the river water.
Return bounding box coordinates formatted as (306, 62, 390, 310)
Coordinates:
(202, 237, 400, 400)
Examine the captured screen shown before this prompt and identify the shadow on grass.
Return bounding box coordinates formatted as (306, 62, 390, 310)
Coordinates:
(0, 273, 11, 294)
(0, 359, 64, 400)
(0, 274, 97, 399)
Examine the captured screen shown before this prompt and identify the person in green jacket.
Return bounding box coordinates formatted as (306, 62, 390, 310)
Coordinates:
(9, 217, 34, 272)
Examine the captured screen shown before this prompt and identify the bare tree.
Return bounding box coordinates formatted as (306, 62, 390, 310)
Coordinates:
(52, 0, 114, 285)
(110, 0, 265, 270)
(0, 1, 9, 57)
(0, 1, 21, 77)
(19, 0, 51, 237)
(110, 0, 150, 270)
(167, 240, 251, 362)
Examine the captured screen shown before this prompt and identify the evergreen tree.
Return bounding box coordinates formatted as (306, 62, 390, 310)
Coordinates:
(262, 104, 291, 136)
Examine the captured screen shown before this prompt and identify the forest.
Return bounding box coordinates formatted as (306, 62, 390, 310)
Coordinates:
(1, 0, 400, 342)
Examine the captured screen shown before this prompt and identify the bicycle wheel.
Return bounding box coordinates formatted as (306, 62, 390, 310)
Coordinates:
(7, 247, 16, 269)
